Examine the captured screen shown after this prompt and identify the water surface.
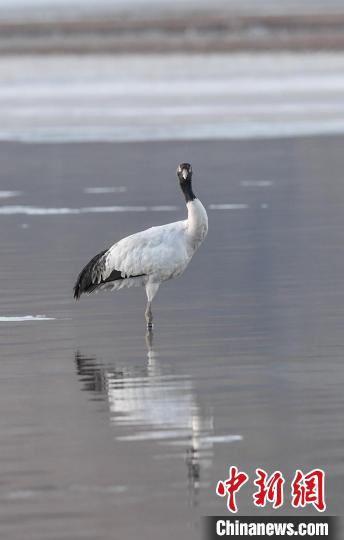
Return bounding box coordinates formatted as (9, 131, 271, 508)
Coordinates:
(0, 137, 343, 539)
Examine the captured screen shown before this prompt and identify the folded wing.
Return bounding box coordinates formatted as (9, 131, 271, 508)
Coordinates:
(73, 222, 188, 299)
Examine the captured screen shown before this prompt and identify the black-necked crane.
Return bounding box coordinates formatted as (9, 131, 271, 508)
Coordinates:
(73, 163, 208, 329)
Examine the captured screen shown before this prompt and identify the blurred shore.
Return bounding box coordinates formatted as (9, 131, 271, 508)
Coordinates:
(2, 2, 344, 142)
(1, 52, 344, 143)
(2, 7, 344, 54)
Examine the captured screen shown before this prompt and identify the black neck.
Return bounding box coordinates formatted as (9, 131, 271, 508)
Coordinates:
(180, 180, 196, 203)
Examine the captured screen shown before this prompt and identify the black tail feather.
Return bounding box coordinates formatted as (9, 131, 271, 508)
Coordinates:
(73, 249, 108, 300)
(73, 249, 145, 300)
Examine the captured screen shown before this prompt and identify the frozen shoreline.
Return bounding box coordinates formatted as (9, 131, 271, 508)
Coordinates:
(1, 52, 344, 143)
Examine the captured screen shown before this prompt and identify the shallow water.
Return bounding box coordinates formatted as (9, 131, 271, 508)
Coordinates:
(0, 137, 343, 539)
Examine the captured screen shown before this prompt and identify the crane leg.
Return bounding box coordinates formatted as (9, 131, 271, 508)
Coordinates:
(145, 302, 153, 330)
(145, 282, 160, 331)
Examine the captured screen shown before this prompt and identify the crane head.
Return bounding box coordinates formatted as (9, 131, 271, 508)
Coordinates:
(177, 163, 193, 183)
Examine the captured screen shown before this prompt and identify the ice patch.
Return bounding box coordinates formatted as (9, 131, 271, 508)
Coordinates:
(0, 315, 55, 322)
(241, 180, 273, 187)
(84, 187, 127, 194)
(201, 434, 243, 444)
(0, 205, 179, 215)
(3, 121, 344, 144)
(0, 203, 254, 215)
(208, 203, 249, 210)
(0, 190, 22, 198)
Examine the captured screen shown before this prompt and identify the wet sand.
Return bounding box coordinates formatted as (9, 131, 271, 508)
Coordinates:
(0, 136, 343, 539)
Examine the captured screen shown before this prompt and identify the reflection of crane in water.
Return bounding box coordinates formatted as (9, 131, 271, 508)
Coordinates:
(75, 333, 214, 504)
(75, 334, 242, 504)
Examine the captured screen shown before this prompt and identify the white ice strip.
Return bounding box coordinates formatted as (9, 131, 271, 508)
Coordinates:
(4, 119, 344, 143)
(1, 53, 344, 85)
(201, 434, 243, 443)
(0, 205, 179, 215)
(5, 102, 344, 117)
(0, 204, 249, 215)
(149, 206, 180, 212)
(0, 315, 55, 322)
(2, 76, 344, 99)
(84, 187, 127, 194)
(208, 204, 249, 210)
(0, 190, 22, 198)
(241, 180, 274, 187)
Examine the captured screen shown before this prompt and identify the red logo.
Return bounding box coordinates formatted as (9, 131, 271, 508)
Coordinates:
(291, 469, 326, 512)
(216, 466, 249, 513)
(253, 468, 285, 509)
(216, 467, 326, 513)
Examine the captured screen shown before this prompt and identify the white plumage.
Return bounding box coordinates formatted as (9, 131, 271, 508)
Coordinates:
(74, 163, 208, 329)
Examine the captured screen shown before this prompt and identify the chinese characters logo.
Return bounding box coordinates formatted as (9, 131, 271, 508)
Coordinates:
(216, 467, 326, 513)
